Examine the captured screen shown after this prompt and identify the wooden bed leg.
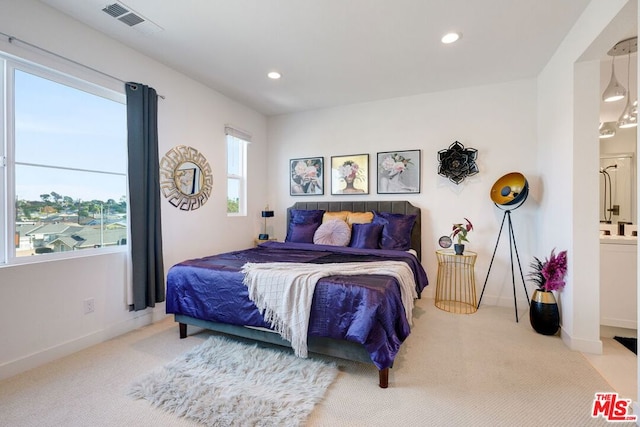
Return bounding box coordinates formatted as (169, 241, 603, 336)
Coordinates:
(179, 322, 187, 339)
(378, 368, 389, 388)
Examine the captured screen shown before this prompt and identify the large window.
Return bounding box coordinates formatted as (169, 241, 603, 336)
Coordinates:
(226, 126, 250, 216)
(1, 54, 127, 264)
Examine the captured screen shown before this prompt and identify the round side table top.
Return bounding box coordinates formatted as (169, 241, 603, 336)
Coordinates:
(436, 249, 477, 257)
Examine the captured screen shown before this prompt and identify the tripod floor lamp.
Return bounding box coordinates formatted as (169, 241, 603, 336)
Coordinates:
(477, 172, 531, 322)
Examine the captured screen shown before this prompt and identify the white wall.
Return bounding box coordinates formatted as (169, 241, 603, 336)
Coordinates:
(601, 126, 637, 154)
(0, 0, 268, 380)
(268, 80, 540, 308)
(537, 0, 634, 355)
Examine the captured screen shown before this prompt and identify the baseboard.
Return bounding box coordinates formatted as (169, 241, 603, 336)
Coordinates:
(0, 308, 168, 381)
(422, 284, 531, 310)
(561, 326, 603, 354)
(601, 317, 638, 330)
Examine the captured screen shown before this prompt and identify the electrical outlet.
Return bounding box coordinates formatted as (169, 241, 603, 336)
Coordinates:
(83, 298, 95, 314)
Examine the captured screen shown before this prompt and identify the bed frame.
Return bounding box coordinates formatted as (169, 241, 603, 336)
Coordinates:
(176, 200, 421, 388)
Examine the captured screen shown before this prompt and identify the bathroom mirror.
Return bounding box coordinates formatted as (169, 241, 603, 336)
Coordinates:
(159, 145, 213, 211)
(599, 152, 635, 224)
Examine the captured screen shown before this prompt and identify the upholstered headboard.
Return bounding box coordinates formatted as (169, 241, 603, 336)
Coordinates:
(287, 200, 421, 260)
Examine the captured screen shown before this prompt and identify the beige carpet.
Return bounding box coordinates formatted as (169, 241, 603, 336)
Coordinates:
(0, 299, 629, 426)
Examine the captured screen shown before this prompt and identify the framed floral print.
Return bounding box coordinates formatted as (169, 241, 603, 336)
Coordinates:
(290, 157, 324, 195)
(377, 149, 421, 194)
(331, 154, 369, 195)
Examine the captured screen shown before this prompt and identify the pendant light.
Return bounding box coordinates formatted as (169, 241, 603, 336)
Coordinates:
(617, 45, 637, 128)
(603, 37, 637, 103)
(602, 57, 626, 102)
(599, 122, 616, 139)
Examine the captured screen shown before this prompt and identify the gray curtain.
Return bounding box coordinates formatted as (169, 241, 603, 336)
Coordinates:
(126, 82, 165, 311)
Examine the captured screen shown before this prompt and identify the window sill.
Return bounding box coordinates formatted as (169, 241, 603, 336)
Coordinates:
(0, 246, 127, 269)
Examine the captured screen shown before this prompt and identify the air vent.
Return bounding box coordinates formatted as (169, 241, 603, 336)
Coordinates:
(118, 13, 144, 27)
(102, 3, 128, 18)
(100, 2, 163, 35)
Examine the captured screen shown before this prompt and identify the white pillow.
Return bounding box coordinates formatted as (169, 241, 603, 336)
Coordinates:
(313, 219, 351, 246)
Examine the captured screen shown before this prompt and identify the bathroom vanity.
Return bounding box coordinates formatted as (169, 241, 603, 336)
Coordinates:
(600, 235, 637, 329)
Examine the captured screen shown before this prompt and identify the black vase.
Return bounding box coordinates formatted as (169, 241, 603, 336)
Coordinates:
(454, 244, 465, 255)
(529, 289, 560, 335)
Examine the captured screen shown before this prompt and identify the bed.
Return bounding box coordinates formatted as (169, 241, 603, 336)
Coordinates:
(166, 200, 428, 388)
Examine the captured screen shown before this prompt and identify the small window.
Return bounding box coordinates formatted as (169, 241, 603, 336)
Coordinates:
(225, 126, 250, 216)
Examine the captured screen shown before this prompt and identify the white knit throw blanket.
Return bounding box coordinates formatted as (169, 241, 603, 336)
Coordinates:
(241, 261, 418, 358)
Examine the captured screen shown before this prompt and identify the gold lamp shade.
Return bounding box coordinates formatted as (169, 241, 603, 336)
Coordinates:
(490, 172, 529, 206)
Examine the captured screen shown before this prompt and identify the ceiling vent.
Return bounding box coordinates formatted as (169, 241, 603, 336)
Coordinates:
(101, 2, 163, 35)
(102, 3, 128, 18)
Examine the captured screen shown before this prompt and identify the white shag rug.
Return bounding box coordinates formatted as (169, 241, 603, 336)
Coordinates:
(127, 335, 338, 427)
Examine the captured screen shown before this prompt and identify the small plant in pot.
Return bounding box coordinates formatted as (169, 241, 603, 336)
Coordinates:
(450, 218, 473, 255)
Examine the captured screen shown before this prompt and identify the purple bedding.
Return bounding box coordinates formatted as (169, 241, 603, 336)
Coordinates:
(166, 241, 428, 370)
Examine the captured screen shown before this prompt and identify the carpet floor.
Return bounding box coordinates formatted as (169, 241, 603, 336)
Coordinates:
(0, 299, 634, 426)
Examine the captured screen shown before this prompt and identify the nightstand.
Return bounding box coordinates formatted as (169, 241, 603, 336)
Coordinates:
(435, 249, 478, 314)
(254, 237, 277, 246)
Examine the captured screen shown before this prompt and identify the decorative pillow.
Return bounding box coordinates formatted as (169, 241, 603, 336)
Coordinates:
(313, 220, 351, 246)
(287, 223, 320, 243)
(346, 211, 374, 226)
(285, 209, 325, 243)
(372, 211, 417, 251)
(323, 211, 349, 223)
(349, 223, 383, 249)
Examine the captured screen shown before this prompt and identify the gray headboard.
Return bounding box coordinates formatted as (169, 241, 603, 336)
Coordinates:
(287, 200, 422, 260)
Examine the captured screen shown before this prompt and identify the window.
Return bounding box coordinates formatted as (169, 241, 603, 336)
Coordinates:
(225, 126, 250, 216)
(1, 53, 127, 264)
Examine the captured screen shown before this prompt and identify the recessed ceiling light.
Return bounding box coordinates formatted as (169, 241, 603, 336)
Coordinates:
(441, 32, 461, 44)
(267, 71, 281, 80)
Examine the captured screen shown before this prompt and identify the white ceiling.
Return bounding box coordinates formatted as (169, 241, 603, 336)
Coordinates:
(38, 0, 595, 116)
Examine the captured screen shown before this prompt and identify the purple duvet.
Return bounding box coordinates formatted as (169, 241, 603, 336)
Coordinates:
(166, 241, 428, 369)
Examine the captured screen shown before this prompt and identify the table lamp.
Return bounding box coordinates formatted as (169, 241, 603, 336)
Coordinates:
(259, 208, 274, 240)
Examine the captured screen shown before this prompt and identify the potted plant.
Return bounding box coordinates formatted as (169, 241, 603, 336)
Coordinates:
(527, 249, 567, 335)
(450, 218, 473, 255)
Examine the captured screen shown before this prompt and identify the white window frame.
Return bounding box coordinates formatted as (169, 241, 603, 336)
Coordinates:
(0, 51, 128, 266)
(225, 126, 250, 217)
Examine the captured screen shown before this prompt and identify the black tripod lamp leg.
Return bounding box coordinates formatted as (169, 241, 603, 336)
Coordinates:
(507, 214, 530, 305)
(507, 212, 519, 322)
(477, 210, 508, 309)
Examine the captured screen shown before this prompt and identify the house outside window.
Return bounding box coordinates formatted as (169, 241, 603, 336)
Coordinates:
(1, 52, 127, 265)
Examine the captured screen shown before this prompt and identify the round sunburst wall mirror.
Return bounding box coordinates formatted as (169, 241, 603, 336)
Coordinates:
(159, 145, 213, 211)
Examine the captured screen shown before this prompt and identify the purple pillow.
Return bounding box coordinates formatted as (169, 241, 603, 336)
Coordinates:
(349, 223, 383, 249)
(287, 223, 320, 243)
(285, 209, 325, 243)
(372, 211, 417, 251)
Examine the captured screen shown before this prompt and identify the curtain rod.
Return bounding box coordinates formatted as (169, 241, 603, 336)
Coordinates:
(0, 31, 165, 99)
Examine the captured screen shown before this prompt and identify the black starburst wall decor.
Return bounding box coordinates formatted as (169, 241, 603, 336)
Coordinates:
(437, 141, 479, 185)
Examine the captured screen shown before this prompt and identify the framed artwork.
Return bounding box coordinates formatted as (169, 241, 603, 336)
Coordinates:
(290, 157, 324, 195)
(377, 149, 421, 194)
(331, 154, 369, 195)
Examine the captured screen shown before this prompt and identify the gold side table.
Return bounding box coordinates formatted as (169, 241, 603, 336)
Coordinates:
(435, 250, 478, 314)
